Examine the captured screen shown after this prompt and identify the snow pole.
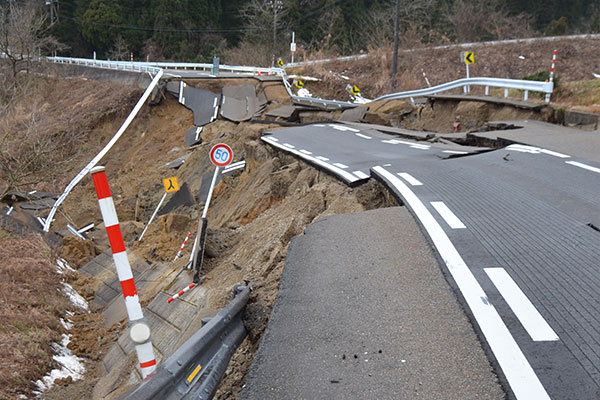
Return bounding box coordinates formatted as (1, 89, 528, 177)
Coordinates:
(421, 69, 431, 87)
(173, 232, 191, 262)
(546, 50, 557, 103)
(90, 166, 157, 378)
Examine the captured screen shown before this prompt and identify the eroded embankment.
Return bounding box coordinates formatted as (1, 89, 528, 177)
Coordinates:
(43, 90, 398, 399)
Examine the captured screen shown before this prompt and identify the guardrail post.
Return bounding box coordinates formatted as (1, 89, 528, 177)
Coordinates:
(90, 166, 157, 378)
(524, 90, 529, 101)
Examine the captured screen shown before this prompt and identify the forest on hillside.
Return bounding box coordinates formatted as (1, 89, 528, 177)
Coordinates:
(4, 0, 600, 64)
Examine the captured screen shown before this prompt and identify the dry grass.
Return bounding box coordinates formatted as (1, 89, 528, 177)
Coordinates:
(0, 73, 141, 196)
(289, 37, 600, 103)
(0, 232, 73, 399)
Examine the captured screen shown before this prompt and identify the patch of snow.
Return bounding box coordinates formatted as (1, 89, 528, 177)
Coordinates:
(59, 318, 73, 330)
(297, 88, 312, 97)
(56, 259, 89, 311)
(34, 334, 85, 392)
(62, 282, 88, 311)
(55, 258, 75, 275)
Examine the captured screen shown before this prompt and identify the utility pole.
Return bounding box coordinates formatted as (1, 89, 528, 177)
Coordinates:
(45, 0, 59, 25)
(272, 0, 282, 51)
(391, 0, 400, 91)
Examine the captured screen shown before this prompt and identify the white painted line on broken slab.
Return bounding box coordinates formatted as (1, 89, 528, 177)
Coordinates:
(506, 144, 570, 159)
(485, 268, 559, 342)
(565, 161, 600, 174)
(540, 149, 570, 158)
(442, 150, 469, 154)
(261, 136, 359, 183)
(267, 136, 279, 142)
(430, 201, 466, 229)
(410, 144, 431, 150)
(329, 124, 360, 132)
(355, 133, 372, 140)
(316, 156, 329, 161)
(397, 172, 423, 186)
(333, 162, 349, 169)
(353, 171, 370, 179)
(373, 165, 551, 400)
(299, 149, 313, 155)
(283, 143, 296, 149)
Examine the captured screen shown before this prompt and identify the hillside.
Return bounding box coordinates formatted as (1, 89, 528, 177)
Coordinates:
(0, 35, 599, 399)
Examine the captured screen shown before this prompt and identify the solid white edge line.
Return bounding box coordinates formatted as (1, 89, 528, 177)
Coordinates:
(333, 162, 349, 169)
(355, 133, 372, 139)
(352, 170, 370, 179)
(443, 150, 469, 154)
(397, 172, 423, 186)
(430, 201, 466, 229)
(540, 149, 570, 158)
(373, 166, 550, 400)
(262, 137, 358, 183)
(565, 160, 600, 174)
(485, 268, 559, 342)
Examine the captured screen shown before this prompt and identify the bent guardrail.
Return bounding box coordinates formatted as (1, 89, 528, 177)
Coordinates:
(119, 284, 250, 400)
(372, 77, 553, 103)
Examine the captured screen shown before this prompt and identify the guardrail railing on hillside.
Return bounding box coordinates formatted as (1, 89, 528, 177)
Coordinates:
(119, 284, 250, 400)
(47, 56, 554, 108)
(372, 77, 553, 103)
(48, 56, 284, 76)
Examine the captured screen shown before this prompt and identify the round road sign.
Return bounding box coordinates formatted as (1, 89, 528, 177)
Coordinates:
(210, 143, 233, 167)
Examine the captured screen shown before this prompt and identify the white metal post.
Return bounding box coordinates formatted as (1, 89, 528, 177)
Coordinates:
(139, 191, 168, 242)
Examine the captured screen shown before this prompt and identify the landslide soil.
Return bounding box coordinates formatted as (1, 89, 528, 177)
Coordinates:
(25, 75, 397, 400)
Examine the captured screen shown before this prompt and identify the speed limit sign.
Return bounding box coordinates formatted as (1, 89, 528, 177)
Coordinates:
(209, 143, 233, 167)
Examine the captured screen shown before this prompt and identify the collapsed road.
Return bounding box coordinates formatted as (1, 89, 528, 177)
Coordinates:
(254, 121, 600, 399)
(10, 59, 599, 399)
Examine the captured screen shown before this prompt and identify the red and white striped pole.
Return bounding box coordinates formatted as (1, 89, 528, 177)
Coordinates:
(90, 166, 157, 378)
(173, 232, 191, 262)
(167, 283, 196, 303)
(546, 50, 557, 102)
(421, 69, 431, 87)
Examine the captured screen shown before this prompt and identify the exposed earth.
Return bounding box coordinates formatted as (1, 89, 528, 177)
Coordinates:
(0, 35, 598, 400)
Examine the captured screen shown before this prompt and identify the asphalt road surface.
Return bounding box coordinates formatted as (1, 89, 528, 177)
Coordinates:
(239, 208, 505, 400)
(254, 122, 600, 399)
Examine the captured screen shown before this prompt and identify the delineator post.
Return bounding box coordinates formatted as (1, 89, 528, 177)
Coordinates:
(90, 166, 157, 378)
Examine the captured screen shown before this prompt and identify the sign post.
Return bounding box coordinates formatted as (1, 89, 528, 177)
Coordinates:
(191, 144, 233, 283)
(138, 176, 179, 242)
(290, 31, 296, 64)
(464, 51, 474, 93)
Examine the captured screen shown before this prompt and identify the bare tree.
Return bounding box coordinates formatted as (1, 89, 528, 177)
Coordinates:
(0, 2, 61, 79)
(241, 0, 289, 53)
(108, 35, 129, 61)
(360, 0, 436, 49)
(448, 0, 532, 42)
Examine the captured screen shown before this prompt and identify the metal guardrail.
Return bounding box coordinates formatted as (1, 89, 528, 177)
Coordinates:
(48, 56, 284, 76)
(119, 285, 250, 400)
(372, 77, 553, 103)
(48, 56, 554, 109)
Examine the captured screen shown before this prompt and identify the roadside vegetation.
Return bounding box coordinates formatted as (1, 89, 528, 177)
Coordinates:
(0, 1, 599, 399)
(0, 232, 72, 399)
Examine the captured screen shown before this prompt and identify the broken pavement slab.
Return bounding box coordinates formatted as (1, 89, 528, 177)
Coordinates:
(239, 207, 504, 400)
(470, 119, 600, 162)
